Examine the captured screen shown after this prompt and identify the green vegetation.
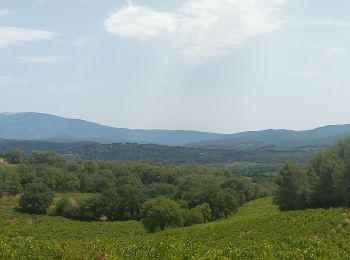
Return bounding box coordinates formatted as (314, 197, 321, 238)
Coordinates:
(0, 150, 272, 230)
(2, 140, 349, 259)
(1, 197, 350, 259)
(0, 139, 314, 165)
(18, 183, 53, 214)
(275, 138, 350, 210)
(141, 197, 184, 232)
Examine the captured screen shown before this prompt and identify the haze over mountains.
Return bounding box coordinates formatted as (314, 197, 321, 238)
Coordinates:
(0, 112, 224, 146)
(1, 112, 350, 149)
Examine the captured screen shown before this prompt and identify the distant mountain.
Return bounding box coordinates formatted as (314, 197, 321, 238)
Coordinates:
(1, 112, 350, 149)
(0, 112, 226, 146)
(190, 126, 350, 150)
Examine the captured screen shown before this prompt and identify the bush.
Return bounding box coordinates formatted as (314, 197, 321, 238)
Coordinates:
(183, 203, 212, 226)
(18, 183, 53, 214)
(78, 195, 107, 221)
(54, 197, 80, 219)
(141, 197, 183, 232)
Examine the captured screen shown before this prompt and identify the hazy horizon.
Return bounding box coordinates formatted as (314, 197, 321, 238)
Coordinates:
(1, 111, 349, 135)
(1, 0, 350, 133)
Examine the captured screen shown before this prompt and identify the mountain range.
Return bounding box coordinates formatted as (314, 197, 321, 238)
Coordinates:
(0, 112, 224, 146)
(1, 112, 350, 149)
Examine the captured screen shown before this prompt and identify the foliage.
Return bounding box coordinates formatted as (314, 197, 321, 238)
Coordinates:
(2, 197, 350, 259)
(0, 141, 314, 165)
(0, 166, 22, 197)
(0, 150, 272, 226)
(18, 183, 53, 214)
(141, 197, 183, 232)
(275, 138, 350, 210)
(274, 163, 311, 211)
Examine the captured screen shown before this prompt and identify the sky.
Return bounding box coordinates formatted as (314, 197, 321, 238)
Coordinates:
(1, 0, 350, 133)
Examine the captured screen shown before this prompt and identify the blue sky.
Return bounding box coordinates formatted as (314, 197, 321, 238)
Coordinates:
(1, 0, 350, 133)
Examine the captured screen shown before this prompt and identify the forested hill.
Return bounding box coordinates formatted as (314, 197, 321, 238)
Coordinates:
(1, 112, 350, 149)
(0, 112, 225, 146)
(189, 125, 350, 150)
(0, 139, 313, 165)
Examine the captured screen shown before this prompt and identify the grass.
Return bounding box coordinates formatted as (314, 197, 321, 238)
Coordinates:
(1, 195, 350, 259)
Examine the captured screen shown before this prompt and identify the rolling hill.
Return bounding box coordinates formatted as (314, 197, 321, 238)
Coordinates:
(0, 112, 225, 146)
(0, 138, 313, 165)
(1, 112, 350, 149)
(190, 126, 350, 150)
(1, 197, 349, 259)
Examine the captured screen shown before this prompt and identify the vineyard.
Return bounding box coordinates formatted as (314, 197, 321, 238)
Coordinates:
(1, 196, 350, 259)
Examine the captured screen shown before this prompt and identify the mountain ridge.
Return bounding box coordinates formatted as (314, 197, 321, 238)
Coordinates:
(0, 112, 226, 146)
(1, 112, 350, 149)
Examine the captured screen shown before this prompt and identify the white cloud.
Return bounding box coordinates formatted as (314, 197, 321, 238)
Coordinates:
(73, 36, 90, 48)
(278, 69, 319, 77)
(323, 46, 346, 59)
(15, 56, 66, 64)
(0, 76, 27, 87)
(104, 5, 177, 38)
(104, 0, 285, 62)
(0, 8, 10, 17)
(0, 26, 56, 48)
(290, 20, 350, 28)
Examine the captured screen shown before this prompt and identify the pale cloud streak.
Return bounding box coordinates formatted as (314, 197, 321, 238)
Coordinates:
(0, 8, 10, 17)
(289, 20, 350, 28)
(323, 46, 346, 59)
(15, 56, 66, 64)
(73, 36, 90, 48)
(0, 76, 27, 87)
(104, 0, 285, 62)
(0, 26, 56, 48)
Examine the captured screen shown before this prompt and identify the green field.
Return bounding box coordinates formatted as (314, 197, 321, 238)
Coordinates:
(1, 195, 350, 259)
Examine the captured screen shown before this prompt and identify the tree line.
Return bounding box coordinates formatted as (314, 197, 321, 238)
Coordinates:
(275, 138, 350, 211)
(0, 149, 273, 232)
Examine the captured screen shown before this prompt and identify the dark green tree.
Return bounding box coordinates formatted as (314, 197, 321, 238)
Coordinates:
(141, 197, 183, 233)
(4, 148, 25, 164)
(18, 183, 54, 214)
(274, 163, 311, 211)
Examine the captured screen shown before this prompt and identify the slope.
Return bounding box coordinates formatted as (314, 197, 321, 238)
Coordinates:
(0, 112, 225, 146)
(1, 197, 350, 259)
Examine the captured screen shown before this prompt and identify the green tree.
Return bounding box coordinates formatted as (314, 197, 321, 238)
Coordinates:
(183, 203, 212, 226)
(274, 163, 311, 211)
(141, 197, 183, 233)
(78, 195, 107, 221)
(4, 148, 25, 164)
(18, 183, 53, 214)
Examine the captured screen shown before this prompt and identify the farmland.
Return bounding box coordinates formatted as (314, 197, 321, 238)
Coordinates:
(1, 196, 350, 259)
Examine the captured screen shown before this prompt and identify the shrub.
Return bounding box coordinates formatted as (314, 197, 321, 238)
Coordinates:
(54, 197, 80, 219)
(78, 195, 107, 221)
(18, 183, 53, 214)
(141, 197, 183, 232)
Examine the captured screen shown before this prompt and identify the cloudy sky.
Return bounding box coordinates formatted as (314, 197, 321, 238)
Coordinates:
(1, 0, 350, 133)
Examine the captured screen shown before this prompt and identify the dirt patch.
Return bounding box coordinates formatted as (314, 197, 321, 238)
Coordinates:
(68, 197, 79, 208)
(27, 218, 35, 225)
(5, 218, 18, 225)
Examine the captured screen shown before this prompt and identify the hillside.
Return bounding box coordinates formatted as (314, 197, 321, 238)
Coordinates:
(0, 112, 225, 146)
(190, 125, 350, 150)
(1, 112, 350, 150)
(1, 196, 349, 259)
(0, 138, 314, 165)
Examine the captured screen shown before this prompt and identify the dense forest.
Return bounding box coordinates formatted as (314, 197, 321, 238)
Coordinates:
(0, 138, 314, 165)
(0, 149, 274, 232)
(275, 138, 350, 211)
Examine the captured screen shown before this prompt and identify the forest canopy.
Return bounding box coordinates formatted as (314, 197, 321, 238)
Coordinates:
(0, 149, 274, 232)
(275, 138, 350, 211)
